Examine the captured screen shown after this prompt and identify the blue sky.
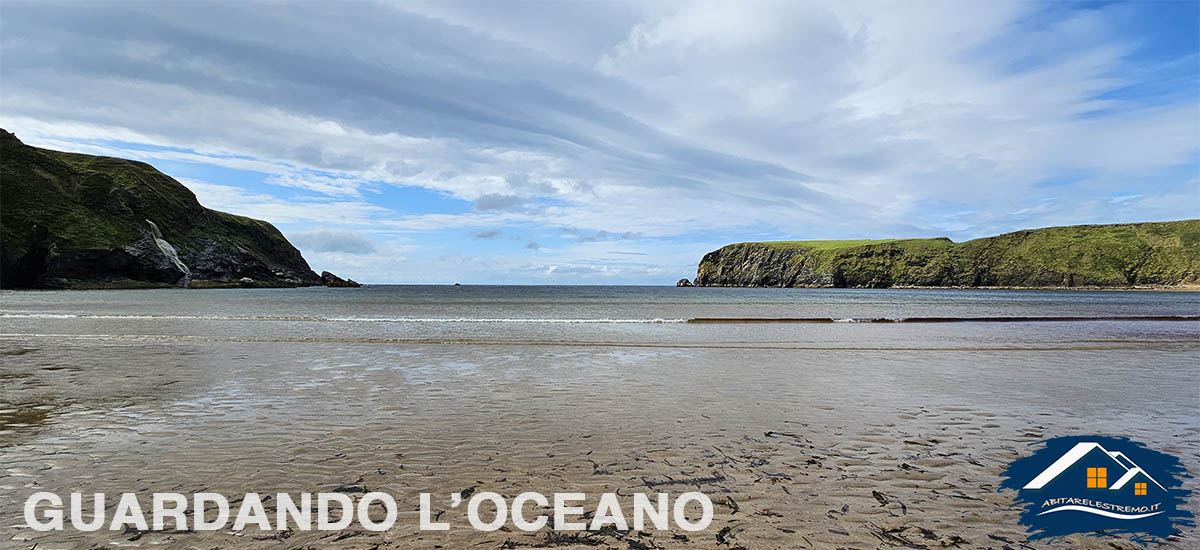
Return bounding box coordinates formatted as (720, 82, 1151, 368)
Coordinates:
(1, 0, 1197, 284)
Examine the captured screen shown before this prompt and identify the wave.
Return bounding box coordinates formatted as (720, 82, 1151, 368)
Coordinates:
(2, 313, 1196, 324)
(0, 313, 686, 324)
(327, 317, 688, 324)
(689, 316, 1200, 323)
(0, 313, 325, 322)
(1036, 505, 1163, 520)
(4, 332, 1190, 351)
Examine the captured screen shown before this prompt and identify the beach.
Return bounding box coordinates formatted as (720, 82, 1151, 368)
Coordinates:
(1, 286, 1198, 549)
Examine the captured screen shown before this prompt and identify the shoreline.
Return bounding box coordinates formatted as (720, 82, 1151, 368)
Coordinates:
(3, 282, 1199, 291)
(0, 280, 356, 291)
(689, 283, 1200, 291)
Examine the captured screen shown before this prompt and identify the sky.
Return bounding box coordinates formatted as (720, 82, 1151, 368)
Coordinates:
(1, 0, 1197, 284)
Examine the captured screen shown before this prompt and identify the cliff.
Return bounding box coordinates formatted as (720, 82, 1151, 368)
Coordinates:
(0, 129, 330, 289)
(693, 221, 1200, 289)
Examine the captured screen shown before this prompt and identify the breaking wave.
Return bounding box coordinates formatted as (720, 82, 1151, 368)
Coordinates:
(2, 313, 1196, 324)
(689, 316, 1199, 323)
(0, 313, 687, 324)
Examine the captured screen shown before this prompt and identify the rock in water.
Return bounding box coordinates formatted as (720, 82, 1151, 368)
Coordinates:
(676, 278, 693, 287)
(0, 129, 328, 289)
(320, 271, 361, 288)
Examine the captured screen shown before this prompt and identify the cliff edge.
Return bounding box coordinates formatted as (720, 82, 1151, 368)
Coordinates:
(693, 221, 1200, 288)
(0, 129, 332, 289)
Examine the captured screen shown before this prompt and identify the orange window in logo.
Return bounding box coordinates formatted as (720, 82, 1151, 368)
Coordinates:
(1135, 482, 1147, 495)
(1087, 467, 1107, 488)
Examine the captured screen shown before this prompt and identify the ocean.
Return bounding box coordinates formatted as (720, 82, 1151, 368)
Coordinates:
(1, 286, 1198, 548)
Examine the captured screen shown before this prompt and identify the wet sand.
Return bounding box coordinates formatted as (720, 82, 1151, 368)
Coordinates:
(2, 327, 1198, 549)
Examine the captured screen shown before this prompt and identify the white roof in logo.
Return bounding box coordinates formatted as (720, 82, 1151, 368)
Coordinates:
(1023, 442, 1165, 491)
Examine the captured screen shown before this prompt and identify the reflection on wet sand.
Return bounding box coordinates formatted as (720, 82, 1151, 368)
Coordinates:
(0, 405, 53, 432)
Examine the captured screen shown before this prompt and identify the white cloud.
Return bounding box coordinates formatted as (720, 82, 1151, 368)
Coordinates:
(288, 229, 377, 255)
(177, 179, 390, 226)
(1, 0, 1195, 283)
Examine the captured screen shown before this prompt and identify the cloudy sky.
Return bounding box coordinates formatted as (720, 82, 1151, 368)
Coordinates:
(2, 1, 1197, 283)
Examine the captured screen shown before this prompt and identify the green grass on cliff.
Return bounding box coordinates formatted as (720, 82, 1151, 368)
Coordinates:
(755, 238, 911, 250)
(1, 129, 320, 287)
(702, 220, 1200, 288)
(959, 221, 1200, 286)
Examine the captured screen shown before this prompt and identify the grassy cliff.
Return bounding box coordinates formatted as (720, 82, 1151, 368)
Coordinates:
(0, 129, 322, 288)
(693, 221, 1200, 288)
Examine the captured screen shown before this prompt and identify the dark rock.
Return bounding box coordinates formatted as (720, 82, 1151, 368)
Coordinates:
(676, 278, 693, 287)
(320, 271, 361, 288)
(121, 220, 190, 287)
(34, 221, 193, 288)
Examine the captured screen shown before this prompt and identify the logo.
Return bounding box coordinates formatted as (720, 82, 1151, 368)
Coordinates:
(1000, 435, 1193, 542)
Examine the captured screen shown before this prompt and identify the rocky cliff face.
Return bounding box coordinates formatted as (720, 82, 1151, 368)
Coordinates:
(0, 129, 326, 289)
(696, 244, 837, 287)
(694, 221, 1200, 288)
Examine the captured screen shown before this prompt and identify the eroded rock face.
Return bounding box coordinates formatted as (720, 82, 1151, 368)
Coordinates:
(695, 244, 828, 287)
(121, 220, 191, 287)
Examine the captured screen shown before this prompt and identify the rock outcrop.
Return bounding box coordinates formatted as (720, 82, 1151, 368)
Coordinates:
(676, 278, 693, 287)
(122, 220, 192, 287)
(0, 129, 349, 289)
(693, 221, 1200, 289)
(321, 271, 361, 288)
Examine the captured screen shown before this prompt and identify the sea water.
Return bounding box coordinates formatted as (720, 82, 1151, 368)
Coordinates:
(1, 286, 1197, 547)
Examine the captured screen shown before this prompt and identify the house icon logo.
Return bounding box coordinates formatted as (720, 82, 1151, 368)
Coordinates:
(1000, 435, 1194, 542)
